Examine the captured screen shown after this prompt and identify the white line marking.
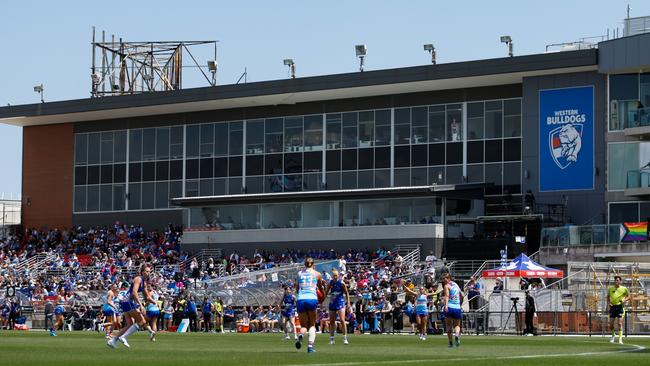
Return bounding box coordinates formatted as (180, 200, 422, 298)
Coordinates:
(285, 341, 646, 366)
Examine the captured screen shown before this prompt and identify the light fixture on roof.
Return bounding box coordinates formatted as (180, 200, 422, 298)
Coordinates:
(283, 59, 296, 79)
(355, 44, 367, 72)
(207, 60, 218, 86)
(423, 44, 436, 64)
(33, 84, 44, 103)
(500, 35, 513, 57)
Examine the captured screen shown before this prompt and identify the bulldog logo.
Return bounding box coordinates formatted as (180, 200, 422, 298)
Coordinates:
(549, 123, 582, 169)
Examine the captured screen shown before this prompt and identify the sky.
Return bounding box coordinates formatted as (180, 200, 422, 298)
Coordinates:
(0, 0, 647, 198)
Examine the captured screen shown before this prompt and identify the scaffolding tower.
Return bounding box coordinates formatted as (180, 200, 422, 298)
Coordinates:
(90, 27, 218, 97)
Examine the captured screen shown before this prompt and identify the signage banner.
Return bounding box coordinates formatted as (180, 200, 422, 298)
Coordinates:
(539, 86, 594, 191)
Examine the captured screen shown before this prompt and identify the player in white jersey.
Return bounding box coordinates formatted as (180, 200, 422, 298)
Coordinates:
(404, 286, 430, 340)
(442, 274, 464, 347)
(107, 263, 156, 348)
(101, 283, 120, 338)
(144, 284, 161, 341)
(294, 257, 324, 353)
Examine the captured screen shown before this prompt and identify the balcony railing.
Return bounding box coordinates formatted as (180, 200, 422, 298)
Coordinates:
(541, 224, 622, 247)
(624, 107, 650, 129)
(626, 169, 650, 189)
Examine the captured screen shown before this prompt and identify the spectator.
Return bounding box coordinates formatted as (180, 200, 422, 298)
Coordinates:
(465, 277, 481, 310)
(185, 296, 198, 332)
(202, 297, 213, 332)
(493, 278, 504, 294)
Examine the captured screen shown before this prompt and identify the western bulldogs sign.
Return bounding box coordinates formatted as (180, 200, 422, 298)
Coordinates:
(539, 86, 594, 191)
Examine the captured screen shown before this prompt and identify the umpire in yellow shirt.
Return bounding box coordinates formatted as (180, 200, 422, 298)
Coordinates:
(607, 275, 629, 344)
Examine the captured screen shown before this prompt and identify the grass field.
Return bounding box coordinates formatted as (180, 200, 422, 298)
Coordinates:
(1, 331, 649, 366)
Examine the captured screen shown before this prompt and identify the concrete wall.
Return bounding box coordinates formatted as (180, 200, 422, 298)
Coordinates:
(22, 123, 73, 229)
(521, 71, 607, 225)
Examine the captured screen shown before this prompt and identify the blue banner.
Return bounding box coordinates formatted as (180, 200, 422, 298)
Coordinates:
(539, 86, 594, 191)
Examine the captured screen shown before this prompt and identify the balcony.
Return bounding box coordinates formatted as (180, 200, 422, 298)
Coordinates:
(625, 169, 650, 196)
(623, 107, 650, 137)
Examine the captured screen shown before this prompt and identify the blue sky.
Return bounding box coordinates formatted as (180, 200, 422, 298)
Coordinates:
(0, 0, 647, 198)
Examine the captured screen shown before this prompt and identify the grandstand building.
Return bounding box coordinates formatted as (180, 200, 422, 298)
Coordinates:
(2, 24, 650, 256)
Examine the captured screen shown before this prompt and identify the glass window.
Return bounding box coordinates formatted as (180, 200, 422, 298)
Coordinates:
(484, 163, 502, 195)
(609, 202, 639, 224)
(358, 148, 374, 170)
(170, 180, 182, 201)
(185, 125, 199, 158)
(113, 164, 126, 183)
(185, 180, 199, 198)
(411, 145, 427, 167)
(394, 108, 410, 145)
(358, 170, 374, 189)
(265, 118, 283, 153)
(411, 107, 428, 144)
(428, 143, 445, 166)
(304, 115, 323, 151)
(170, 126, 184, 159)
(503, 162, 521, 194)
(485, 101, 503, 139)
(74, 186, 86, 212)
(229, 121, 243, 155)
(342, 201, 360, 225)
(467, 140, 484, 164)
(446, 142, 462, 165)
(265, 154, 283, 175)
(447, 104, 462, 142)
(100, 184, 112, 211)
(141, 182, 155, 209)
(446, 165, 463, 184)
(142, 162, 155, 182)
(100, 165, 113, 184)
(155, 161, 168, 181)
(100, 132, 114, 164)
(394, 168, 410, 187)
(394, 145, 410, 167)
(429, 166, 444, 185)
(303, 202, 331, 227)
(303, 173, 321, 191)
(87, 185, 99, 212)
(467, 164, 484, 183)
(200, 124, 214, 157)
(185, 159, 199, 180)
(341, 149, 357, 171)
(341, 171, 357, 189)
(229, 177, 243, 194)
(170, 160, 183, 180)
(214, 157, 227, 177)
(75, 134, 88, 165)
(200, 179, 213, 196)
(504, 115, 521, 138)
(128, 163, 141, 182)
(246, 176, 264, 194)
(246, 155, 264, 176)
(88, 133, 100, 164)
(229, 156, 243, 176)
(303, 151, 322, 172)
(75, 166, 86, 186)
(214, 123, 229, 156)
(262, 203, 301, 229)
(375, 109, 391, 146)
(504, 99, 521, 115)
(608, 142, 639, 190)
(610, 74, 639, 101)
(374, 169, 390, 188)
(200, 158, 213, 179)
(467, 102, 484, 140)
(87, 165, 99, 185)
(246, 119, 264, 154)
(326, 172, 341, 190)
(214, 178, 226, 195)
(429, 106, 445, 142)
(503, 138, 521, 161)
(142, 128, 156, 161)
(284, 117, 303, 152)
(358, 111, 374, 147)
(485, 139, 502, 162)
(326, 150, 340, 172)
(114, 131, 126, 163)
(156, 127, 170, 160)
(375, 147, 390, 169)
(326, 114, 341, 149)
(641, 73, 650, 107)
(342, 112, 358, 148)
(411, 167, 427, 186)
(113, 184, 125, 211)
(129, 183, 141, 210)
(284, 153, 302, 174)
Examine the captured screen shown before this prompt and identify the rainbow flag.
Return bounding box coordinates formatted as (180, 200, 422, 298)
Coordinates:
(622, 222, 648, 242)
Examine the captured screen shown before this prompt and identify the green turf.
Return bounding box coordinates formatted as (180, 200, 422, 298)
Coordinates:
(1, 331, 648, 366)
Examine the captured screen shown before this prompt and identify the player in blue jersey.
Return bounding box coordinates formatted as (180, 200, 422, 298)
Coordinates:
(107, 263, 156, 348)
(102, 283, 120, 338)
(280, 286, 298, 340)
(324, 268, 350, 345)
(50, 294, 66, 336)
(404, 285, 430, 340)
(442, 274, 464, 348)
(144, 283, 161, 342)
(294, 257, 324, 353)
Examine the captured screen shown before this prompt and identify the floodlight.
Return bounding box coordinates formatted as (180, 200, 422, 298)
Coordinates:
(423, 44, 436, 64)
(283, 59, 296, 79)
(142, 74, 154, 81)
(33, 84, 44, 103)
(207, 60, 218, 71)
(500, 35, 513, 57)
(355, 44, 367, 57)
